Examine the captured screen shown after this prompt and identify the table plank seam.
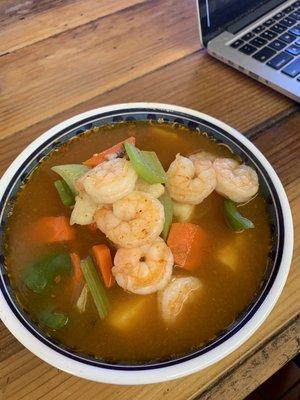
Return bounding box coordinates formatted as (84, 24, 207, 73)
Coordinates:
(0, 0, 149, 58)
(0, 71, 291, 150)
(0, 48, 203, 144)
(247, 106, 299, 140)
(192, 313, 300, 400)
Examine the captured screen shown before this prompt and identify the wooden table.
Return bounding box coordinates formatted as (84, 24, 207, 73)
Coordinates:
(0, 1, 299, 399)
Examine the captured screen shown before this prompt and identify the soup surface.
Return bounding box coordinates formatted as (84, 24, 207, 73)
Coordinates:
(5, 122, 271, 363)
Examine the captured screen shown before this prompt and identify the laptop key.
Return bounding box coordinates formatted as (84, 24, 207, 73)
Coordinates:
(285, 43, 300, 54)
(261, 30, 278, 40)
(270, 24, 287, 34)
(263, 18, 275, 27)
(273, 12, 285, 20)
(290, 11, 300, 20)
(279, 32, 297, 43)
(253, 25, 265, 34)
(282, 58, 300, 76)
(296, 38, 300, 44)
(252, 47, 276, 62)
(241, 32, 255, 41)
(231, 39, 244, 48)
(249, 37, 267, 48)
(282, 6, 295, 14)
(267, 52, 294, 69)
(239, 43, 257, 55)
(269, 39, 287, 50)
(289, 25, 300, 35)
(280, 17, 297, 27)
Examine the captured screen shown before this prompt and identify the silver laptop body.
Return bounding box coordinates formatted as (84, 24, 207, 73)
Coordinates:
(197, 0, 300, 102)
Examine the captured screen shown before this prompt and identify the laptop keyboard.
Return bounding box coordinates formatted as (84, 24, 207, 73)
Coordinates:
(230, 1, 300, 79)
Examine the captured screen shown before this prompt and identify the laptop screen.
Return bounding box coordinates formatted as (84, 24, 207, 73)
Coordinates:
(198, 0, 285, 46)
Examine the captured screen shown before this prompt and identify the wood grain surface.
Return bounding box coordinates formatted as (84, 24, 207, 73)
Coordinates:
(0, 0, 299, 399)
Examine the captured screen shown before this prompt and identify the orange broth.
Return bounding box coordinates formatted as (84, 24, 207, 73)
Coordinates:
(5, 122, 271, 363)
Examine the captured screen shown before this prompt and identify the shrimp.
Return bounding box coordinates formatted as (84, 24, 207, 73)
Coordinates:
(70, 192, 100, 225)
(78, 158, 137, 204)
(94, 191, 165, 248)
(189, 151, 217, 163)
(213, 158, 259, 203)
(166, 153, 216, 205)
(112, 237, 173, 294)
(135, 178, 165, 198)
(158, 276, 202, 323)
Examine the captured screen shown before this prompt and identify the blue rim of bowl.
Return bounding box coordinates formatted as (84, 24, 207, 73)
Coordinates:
(0, 107, 284, 371)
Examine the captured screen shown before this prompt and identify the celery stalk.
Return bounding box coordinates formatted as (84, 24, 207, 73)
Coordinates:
(54, 180, 75, 206)
(51, 164, 89, 194)
(80, 256, 109, 319)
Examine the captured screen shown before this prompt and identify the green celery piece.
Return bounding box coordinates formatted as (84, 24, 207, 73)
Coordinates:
(51, 164, 89, 194)
(159, 190, 173, 241)
(224, 200, 254, 232)
(142, 151, 167, 183)
(54, 180, 75, 206)
(38, 309, 68, 330)
(124, 143, 167, 184)
(23, 253, 72, 294)
(80, 256, 109, 319)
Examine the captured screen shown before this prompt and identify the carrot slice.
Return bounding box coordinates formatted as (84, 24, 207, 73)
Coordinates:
(92, 244, 115, 288)
(30, 216, 75, 244)
(70, 252, 83, 284)
(167, 223, 206, 271)
(83, 136, 136, 167)
(69, 252, 84, 302)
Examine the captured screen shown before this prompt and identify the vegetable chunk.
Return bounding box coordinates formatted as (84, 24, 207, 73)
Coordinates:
(30, 216, 75, 244)
(108, 296, 151, 331)
(54, 180, 75, 206)
(167, 223, 206, 270)
(38, 309, 68, 330)
(23, 252, 72, 294)
(92, 244, 115, 288)
(223, 200, 254, 232)
(70, 252, 83, 284)
(51, 164, 89, 194)
(173, 201, 195, 222)
(83, 136, 136, 167)
(80, 256, 109, 319)
(159, 190, 173, 241)
(124, 143, 167, 184)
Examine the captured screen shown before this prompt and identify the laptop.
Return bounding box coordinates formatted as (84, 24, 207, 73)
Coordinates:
(197, 0, 300, 102)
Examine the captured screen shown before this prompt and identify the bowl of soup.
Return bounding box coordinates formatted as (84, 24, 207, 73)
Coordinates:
(0, 103, 293, 384)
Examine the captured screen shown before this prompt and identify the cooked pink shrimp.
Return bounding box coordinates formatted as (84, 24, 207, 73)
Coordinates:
(158, 276, 202, 323)
(189, 151, 217, 163)
(166, 153, 216, 205)
(112, 238, 173, 294)
(213, 158, 259, 203)
(94, 191, 165, 248)
(78, 158, 137, 204)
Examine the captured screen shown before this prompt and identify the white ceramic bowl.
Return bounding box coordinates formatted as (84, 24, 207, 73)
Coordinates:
(0, 103, 293, 385)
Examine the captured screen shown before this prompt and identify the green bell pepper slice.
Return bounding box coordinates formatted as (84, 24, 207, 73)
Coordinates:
(224, 200, 254, 232)
(124, 143, 167, 184)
